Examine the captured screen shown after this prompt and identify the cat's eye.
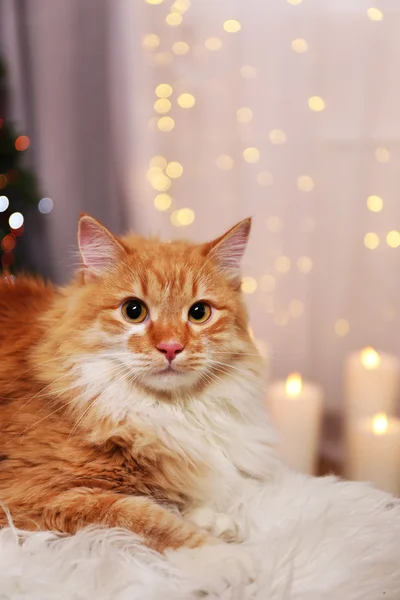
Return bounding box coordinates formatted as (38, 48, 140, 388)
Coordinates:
(121, 299, 148, 323)
(188, 302, 212, 324)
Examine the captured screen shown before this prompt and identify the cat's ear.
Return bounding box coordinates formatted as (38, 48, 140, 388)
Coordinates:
(78, 215, 125, 281)
(204, 218, 251, 283)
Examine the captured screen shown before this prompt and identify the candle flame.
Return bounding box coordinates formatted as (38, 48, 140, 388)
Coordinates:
(360, 346, 381, 370)
(286, 372, 302, 397)
(372, 413, 388, 435)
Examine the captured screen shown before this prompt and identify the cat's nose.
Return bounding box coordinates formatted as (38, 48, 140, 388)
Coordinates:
(157, 342, 184, 362)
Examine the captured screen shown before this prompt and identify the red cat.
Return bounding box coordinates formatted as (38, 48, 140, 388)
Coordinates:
(0, 215, 274, 552)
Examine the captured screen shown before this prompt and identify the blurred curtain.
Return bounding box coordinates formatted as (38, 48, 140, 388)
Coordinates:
(109, 0, 400, 428)
(0, 0, 127, 282)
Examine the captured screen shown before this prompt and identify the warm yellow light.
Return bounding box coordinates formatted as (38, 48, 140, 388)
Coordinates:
(360, 347, 381, 369)
(308, 96, 325, 112)
(177, 208, 195, 225)
(236, 107, 253, 124)
(257, 171, 274, 186)
(142, 34, 160, 50)
(166, 161, 183, 178)
(386, 230, 400, 248)
(205, 37, 222, 51)
(367, 195, 383, 212)
(157, 116, 175, 132)
(291, 38, 308, 53)
(172, 0, 190, 13)
(223, 19, 241, 33)
(367, 7, 383, 21)
(155, 84, 173, 98)
(154, 98, 172, 114)
(289, 299, 304, 318)
(260, 274, 276, 292)
(146, 166, 162, 181)
(335, 319, 350, 337)
(275, 255, 291, 273)
(241, 277, 257, 294)
(149, 155, 167, 169)
(372, 413, 388, 435)
(269, 129, 286, 145)
(297, 175, 314, 192)
(287, 0, 302, 4)
(216, 155, 234, 170)
(364, 232, 380, 250)
(297, 256, 313, 273)
(240, 65, 257, 79)
(177, 93, 195, 108)
(266, 216, 283, 233)
(286, 373, 302, 397)
(145, 0, 164, 4)
(150, 173, 171, 192)
(375, 148, 390, 163)
(166, 12, 183, 26)
(154, 193, 172, 211)
(243, 147, 260, 163)
(172, 41, 189, 55)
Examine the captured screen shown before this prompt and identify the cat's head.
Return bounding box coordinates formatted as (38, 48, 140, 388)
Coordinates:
(48, 215, 260, 401)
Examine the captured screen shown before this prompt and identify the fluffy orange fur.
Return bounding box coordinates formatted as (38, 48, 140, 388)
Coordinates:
(0, 216, 263, 552)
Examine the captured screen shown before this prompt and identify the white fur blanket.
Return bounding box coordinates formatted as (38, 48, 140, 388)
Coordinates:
(1, 467, 399, 599)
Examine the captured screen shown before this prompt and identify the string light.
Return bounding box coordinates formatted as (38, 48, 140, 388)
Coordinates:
(236, 107, 253, 124)
(297, 175, 314, 191)
(386, 231, 400, 248)
(145, 0, 164, 4)
(1, 235, 16, 252)
(0, 195, 9, 212)
(269, 129, 286, 144)
(172, 41, 189, 55)
(291, 39, 308, 53)
(367, 8, 383, 21)
(154, 193, 172, 211)
(154, 99, 171, 113)
(266, 216, 283, 233)
(364, 232, 380, 249)
(9, 212, 24, 229)
(166, 161, 183, 178)
(257, 171, 273, 186)
(150, 155, 167, 169)
(308, 96, 325, 112)
(166, 12, 182, 26)
(297, 256, 313, 273)
(205, 37, 222, 51)
(240, 65, 257, 78)
(177, 93, 195, 108)
(155, 84, 173, 98)
(274, 255, 291, 273)
(15, 136, 30, 151)
(171, 208, 195, 226)
(335, 319, 350, 336)
(171, 0, 190, 13)
(260, 274, 276, 292)
(375, 148, 390, 163)
(216, 155, 234, 170)
(367, 195, 383, 212)
(287, 0, 302, 4)
(223, 20, 241, 33)
(38, 197, 53, 214)
(243, 147, 260, 163)
(142, 34, 160, 50)
(157, 116, 175, 132)
(241, 277, 257, 294)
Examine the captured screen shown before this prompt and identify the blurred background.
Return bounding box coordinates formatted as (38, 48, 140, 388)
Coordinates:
(1, 0, 400, 475)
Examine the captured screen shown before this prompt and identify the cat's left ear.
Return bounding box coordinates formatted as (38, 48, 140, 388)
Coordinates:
(204, 218, 251, 284)
(78, 214, 125, 282)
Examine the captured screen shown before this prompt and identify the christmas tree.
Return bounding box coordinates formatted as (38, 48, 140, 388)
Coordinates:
(0, 56, 43, 273)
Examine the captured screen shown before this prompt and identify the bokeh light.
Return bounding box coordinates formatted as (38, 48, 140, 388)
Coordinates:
(260, 274, 276, 292)
(205, 37, 222, 51)
(308, 96, 325, 112)
(154, 193, 172, 211)
(9, 212, 24, 229)
(297, 175, 314, 191)
(166, 12, 182, 26)
(236, 107, 253, 124)
(155, 84, 173, 98)
(38, 197, 54, 214)
(157, 116, 175, 132)
(291, 39, 308, 53)
(154, 99, 172, 113)
(15, 136, 30, 151)
(142, 34, 160, 50)
(375, 148, 390, 163)
(166, 161, 183, 178)
(223, 20, 241, 33)
(269, 129, 286, 145)
(364, 232, 380, 249)
(386, 231, 400, 248)
(367, 195, 383, 212)
(239, 65, 257, 78)
(335, 319, 350, 336)
(297, 256, 313, 273)
(241, 277, 257, 294)
(177, 93, 195, 108)
(243, 147, 260, 163)
(275, 255, 291, 273)
(172, 41, 189, 55)
(0, 195, 9, 212)
(367, 7, 383, 21)
(171, 208, 195, 226)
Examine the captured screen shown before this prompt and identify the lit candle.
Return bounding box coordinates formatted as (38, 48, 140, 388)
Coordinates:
(267, 373, 323, 475)
(345, 348, 400, 455)
(347, 413, 400, 495)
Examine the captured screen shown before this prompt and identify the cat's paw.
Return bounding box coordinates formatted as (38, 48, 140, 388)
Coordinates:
(185, 506, 241, 542)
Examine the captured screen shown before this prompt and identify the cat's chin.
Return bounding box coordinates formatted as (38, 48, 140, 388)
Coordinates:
(142, 369, 201, 393)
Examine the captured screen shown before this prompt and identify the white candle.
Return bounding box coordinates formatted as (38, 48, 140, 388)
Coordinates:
(268, 373, 323, 475)
(347, 413, 400, 495)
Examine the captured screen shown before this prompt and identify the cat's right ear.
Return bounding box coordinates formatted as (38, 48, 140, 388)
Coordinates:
(78, 215, 125, 282)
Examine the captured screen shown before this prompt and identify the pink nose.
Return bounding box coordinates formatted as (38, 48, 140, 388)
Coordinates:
(157, 342, 184, 362)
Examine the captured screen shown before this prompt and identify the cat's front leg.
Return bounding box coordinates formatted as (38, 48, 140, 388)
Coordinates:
(184, 504, 243, 542)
